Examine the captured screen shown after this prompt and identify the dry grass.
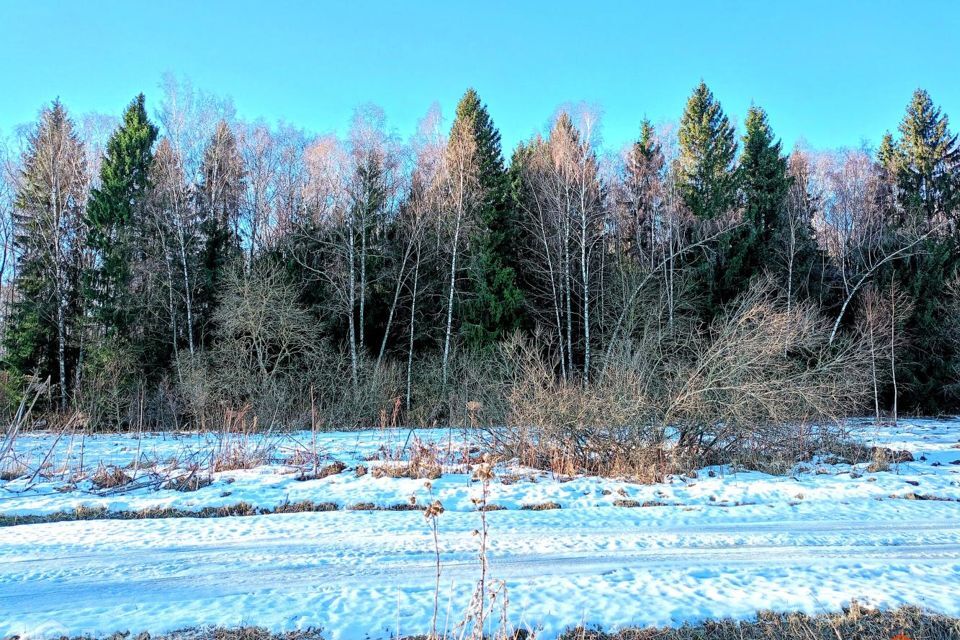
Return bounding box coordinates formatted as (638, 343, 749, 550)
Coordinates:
(87, 626, 326, 640)
(273, 500, 338, 513)
(346, 501, 425, 511)
(520, 501, 561, 511)
(0, 500, 343, 526)
(559, 604, 960, 640)
(0, 459, 28, 481)
(296, 460, 346, 481)
(211, 441, 271, 472)
(91, 464, 134, 490)
(347, 501, 377, 511)
(165, 464, 213, 492)
(47, 607, 960, 640)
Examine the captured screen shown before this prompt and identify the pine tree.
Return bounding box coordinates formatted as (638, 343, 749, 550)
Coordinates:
(196, 120, 245, 346)
(676, 82, 739, 221)
(86, 94, 158, 341)
(452, 89, 526, 349)
(719, 105, 791, 301)
(5, 101, 88, 409)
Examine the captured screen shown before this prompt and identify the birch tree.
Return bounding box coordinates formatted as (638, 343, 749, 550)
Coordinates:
(436, 115, 480, 390)
(143, 139, 202, 370)
(515, 112, 604, 382)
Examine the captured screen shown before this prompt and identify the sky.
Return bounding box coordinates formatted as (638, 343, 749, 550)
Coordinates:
(1, 0, 959, 155)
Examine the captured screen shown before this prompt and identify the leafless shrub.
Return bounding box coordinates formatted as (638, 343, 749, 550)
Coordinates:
(665, 283, 870, 458)
(500, 281, 872, 479)
(406, 344, 513, 428)
(177, 262, 329, 430)
(501, 332, 665, 481)
(321, 355, 405, 429)
(75, 339, 143, 430)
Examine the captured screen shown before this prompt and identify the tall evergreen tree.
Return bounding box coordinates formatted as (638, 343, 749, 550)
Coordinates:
(880, 90, 960, 412)
(5, 101, 88, 409)
(676, 82, 740, 316)
(452, 89, 526, 349)
(86, 94, 158, 341)
(676, 82, 739, 221)
(622, 119, 665, 266)
(893, 89, 960, 221)
(719, 106, 791, 301)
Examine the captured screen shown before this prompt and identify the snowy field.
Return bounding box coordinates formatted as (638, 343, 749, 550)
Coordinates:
(1, 419, 959, 638)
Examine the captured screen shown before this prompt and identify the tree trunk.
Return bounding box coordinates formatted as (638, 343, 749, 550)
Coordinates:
(406, 254, 420, 412)
(442, 212, 462, 391)
(580, 205, 591, 385)
(890, 280, 899, 425)
(177, 228, 195, 356)
(347, 221, 358, 387)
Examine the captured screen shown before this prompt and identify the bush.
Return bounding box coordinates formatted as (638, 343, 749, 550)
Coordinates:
(75, 338, 142, 430)
(499, 281, 873, 479)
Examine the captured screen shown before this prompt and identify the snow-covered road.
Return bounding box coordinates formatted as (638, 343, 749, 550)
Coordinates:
(3, 500, 960, 639)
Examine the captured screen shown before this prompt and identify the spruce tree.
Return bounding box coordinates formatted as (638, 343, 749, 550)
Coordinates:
(623, 119, 665, 264)
(453, 89, 526, 349)
(882, 90, 960, 412)
(895, 89, 960, 221)
(86, 94, 158, 341)
(676, 82, 740, 316)
(676, 82, 739, 221)
(719, 105, 791, 301)
(5, 101, 88, 409)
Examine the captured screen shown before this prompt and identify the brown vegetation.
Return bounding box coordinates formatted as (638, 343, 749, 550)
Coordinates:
(559, 604, 960, 640)
(497, 281, 873, 481)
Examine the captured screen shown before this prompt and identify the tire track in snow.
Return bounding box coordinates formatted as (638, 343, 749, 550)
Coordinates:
(2, 512, 960, 619)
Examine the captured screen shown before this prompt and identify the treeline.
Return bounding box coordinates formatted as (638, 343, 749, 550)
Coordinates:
(1, 79, 959, 432)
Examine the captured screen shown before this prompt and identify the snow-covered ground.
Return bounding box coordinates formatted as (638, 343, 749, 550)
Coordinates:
(1, 419, 959, 638)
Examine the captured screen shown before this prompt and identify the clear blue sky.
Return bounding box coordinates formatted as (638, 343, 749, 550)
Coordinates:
(2, 0, 959, 154)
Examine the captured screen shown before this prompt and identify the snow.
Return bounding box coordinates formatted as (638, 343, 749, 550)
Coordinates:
(1, 419, 959, 638)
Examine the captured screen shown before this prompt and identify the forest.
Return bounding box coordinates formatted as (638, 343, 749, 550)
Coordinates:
(1, 77, 958, 447)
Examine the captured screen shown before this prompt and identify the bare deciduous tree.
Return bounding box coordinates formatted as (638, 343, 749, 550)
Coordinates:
(437, 115, 480, 390)
(815, 149, 937, 344)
